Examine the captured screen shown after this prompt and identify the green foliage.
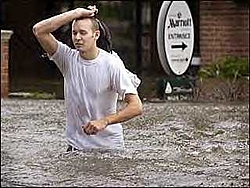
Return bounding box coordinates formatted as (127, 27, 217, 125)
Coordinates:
(31, 92, 56, 99)
(198, 56, 249, 81)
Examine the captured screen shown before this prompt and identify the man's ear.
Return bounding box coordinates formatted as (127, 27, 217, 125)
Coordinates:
(95, 30, 100, 40)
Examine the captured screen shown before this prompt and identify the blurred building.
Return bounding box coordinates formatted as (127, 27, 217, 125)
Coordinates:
(1, 0, 249, 98)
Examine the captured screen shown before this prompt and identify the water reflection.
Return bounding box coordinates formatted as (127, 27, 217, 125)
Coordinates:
(1, 99, 249, 187)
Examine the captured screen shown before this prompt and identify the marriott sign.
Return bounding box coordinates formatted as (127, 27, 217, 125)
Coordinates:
(157, 1, 194, 76)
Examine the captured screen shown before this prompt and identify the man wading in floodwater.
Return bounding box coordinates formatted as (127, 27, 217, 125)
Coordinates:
(33, 5, 142, 151)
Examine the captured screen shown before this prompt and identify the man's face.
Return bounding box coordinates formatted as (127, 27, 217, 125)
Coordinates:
(72, 18, 98, 53)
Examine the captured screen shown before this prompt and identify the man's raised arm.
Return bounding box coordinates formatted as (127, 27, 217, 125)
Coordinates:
(32, 7, 97, 56)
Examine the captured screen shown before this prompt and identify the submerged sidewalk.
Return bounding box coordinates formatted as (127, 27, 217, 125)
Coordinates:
(1, 99, 249, 187)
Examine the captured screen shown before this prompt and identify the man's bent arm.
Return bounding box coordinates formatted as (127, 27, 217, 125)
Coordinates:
(105, 94, 143, 125)
(84, 94, 143, 135)
(32, 8, 97, 56)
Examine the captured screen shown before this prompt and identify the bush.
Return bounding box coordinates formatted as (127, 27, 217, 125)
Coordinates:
(195, 57, 249, 102)
(198, 56, 249, 81)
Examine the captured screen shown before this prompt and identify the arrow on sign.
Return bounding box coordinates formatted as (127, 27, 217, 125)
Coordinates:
(171, 42, 187, 51)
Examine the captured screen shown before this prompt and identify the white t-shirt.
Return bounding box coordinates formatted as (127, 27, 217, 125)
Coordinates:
(49, 41, 138, 150)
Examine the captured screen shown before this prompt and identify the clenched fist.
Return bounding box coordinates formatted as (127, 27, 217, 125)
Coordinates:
(83, 118, 109, 135)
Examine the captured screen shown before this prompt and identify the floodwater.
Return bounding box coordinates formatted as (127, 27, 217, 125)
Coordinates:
(1, 99, 249, 187)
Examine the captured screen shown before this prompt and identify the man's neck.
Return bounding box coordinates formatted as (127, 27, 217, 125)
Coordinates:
(80, 47, 100, 60)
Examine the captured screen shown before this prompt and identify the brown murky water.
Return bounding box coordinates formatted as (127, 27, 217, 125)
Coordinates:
(1, 99, 249, 187)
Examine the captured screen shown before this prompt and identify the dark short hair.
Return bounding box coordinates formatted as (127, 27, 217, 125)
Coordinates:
(90, 17, 100, 31)
(74, 17, 100, 31)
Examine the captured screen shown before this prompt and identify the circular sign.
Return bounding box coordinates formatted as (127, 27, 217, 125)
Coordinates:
(157, 1, 194, 75)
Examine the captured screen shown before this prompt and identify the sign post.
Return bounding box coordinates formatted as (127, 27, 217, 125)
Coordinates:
(157, 1, 194, 76)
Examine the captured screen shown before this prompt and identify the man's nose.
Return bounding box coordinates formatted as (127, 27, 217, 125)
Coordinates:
(75, 33, 81, 40)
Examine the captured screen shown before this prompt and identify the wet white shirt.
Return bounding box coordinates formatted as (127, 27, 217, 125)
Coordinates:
(49, 41, 138, 150)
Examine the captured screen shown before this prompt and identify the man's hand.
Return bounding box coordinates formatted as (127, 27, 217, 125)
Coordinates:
(83, 94, 142, 136)
(83, 118, 108, 135)
(87, 5, 98, 15)
(75, 6, 98, 18)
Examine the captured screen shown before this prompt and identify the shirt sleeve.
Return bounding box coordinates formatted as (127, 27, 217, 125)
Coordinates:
(111, 50, 141, 89)
(48, 41, 72, 77)
(111, 63, 139, 100)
